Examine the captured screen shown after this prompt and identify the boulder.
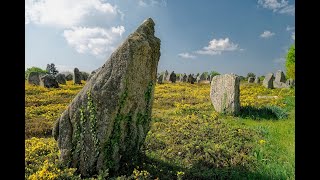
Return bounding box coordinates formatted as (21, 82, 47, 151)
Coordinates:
(40, 75, 59, 88)
(73, 68, 82, 84)
(248, 77, 255, 83)
(66, 74, 73, 81)
(169, 71, 176, 83)
(263, 73, 274, 89)
(210, 74, 240, 115)
(55, 73, 66, 85)
(28, 72, 40, 85)
(52, 18, 160, 176)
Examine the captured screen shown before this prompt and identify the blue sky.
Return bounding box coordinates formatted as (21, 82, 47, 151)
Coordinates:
(25, 0, 295, 76)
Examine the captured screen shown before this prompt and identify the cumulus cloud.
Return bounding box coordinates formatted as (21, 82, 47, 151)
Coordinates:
(63, 26, 125, 57)
(178, 52, 196, 59)
(196, 37, 240, 55)
(25, 0, 121, 28)
(260, 30, 275, 38)
(258, 0, 295, 16)
(286, 25, 295, 31)
(138, 0, 167, 7)
(291, 32, 295, 40)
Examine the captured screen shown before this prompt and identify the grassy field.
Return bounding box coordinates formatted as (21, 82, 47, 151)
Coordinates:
(25, 81, 295, 179)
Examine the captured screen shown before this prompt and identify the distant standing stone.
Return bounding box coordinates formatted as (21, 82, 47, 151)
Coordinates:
(275, 70, 286, 83)
(157, 74, 163, 84)
(169, 71, 177, 83)
(182, 74, 187, 82)
(40, 74, 59, 88)
(164, 70, 169, 81)
(65, 74, 73, 81)
(254, 77, 260, 84)
(248, 77, 255, 83)
(210, 74, 240, 115)
(286, 79, 295, 87)
(263, 73, 274, 89)
(73, 68, 82, 84)
(55, 73, 66, 85)
(28, 72, 40, 85)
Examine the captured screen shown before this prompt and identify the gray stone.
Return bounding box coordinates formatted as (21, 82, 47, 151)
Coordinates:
(210, 74, 240, 115)
(164, 70, 169, 81)
(248, 77, 255, 83)
(87, 68, 101, 81)
(286, 79, 295, 87)
(187, 74, 196, 84)
(40, 74, 59, 88)
(55, 73, 66, 85)
(169, 71, 176, 83)
(273, 81, 289, 88)
(73, 68, 82, 84)
(254, 77, 260, 84)
(28, 72, 40, 85)
(263, 73, 274, 89)
(157, 74, 163, 84)
(182, 74, 187, 82)
(52, 18, 160, 176)
(66, 74, 73, 81)
(275, 70, 286, 83)
(80, 71, 89, 81)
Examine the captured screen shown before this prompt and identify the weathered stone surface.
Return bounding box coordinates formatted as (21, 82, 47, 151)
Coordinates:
(73, 68, 82, 84)
(87, 68, 101, 81)
(66, 74, 73, 81)
(169, 71, 176, 83)
(80, 71, 90, 81)
(248, 77, 255, 83)
(157, 74, 163, 84)
(275, 70, 286, 83)
(164, 70, 169, 81)
(254, 77, 260, 84)
(273, 81, 289, 88)
(187, 74, 196, 84)
(263, 73, 274, 89)
(52, 18, 160, 176)
(40, 75, 59, 88)
(28, 72, 40, 85)
(55, 73, 67, 85)
(210, 74, 240, 115)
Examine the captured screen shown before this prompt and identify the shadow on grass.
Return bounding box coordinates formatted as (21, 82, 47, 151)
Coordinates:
(237, 106, 288, 120)
(137, 155, 288, 180)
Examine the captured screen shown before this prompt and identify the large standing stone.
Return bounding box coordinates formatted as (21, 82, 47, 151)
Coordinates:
(254, 77, 260, 84)
(263, 73, 274, 89)
(73, 68, 82, 84)
(169, 71, 176, 83)
(55, 73, 66, 85)
(275, 70, 286, 83)
(248, 77, 255, 83)
(66, 74, 73, 81)
(87, 68, 101, 81)
(157, 74, 163, 84)
(28, 72, 40, 85)
(52, 18, 161, 176)
(210, 74, 240, 115)
(40, 75, 59, 88)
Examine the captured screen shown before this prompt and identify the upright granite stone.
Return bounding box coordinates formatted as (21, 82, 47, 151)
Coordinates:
(286, 79, 295, 87)
(157, 74, 163, 84)
(263, 73, 274, 89)
(52, 18, 161, 177)
(182, 74, 187, 82)
(40, 75, 59, 88)
(210, 74, 240, 115)
(169, 71, 176, 83)
(66, 74, 73, 81)
(80, 71, 89, 81)
(248, 77, 255, 83)
(164, 70, 169, 81)
(55, 73, 66, 85)
(273, 70, 288, 88)
(73, 68, 82, 84)
(28, 72, 40, 85)
(254, 77, 260, 84)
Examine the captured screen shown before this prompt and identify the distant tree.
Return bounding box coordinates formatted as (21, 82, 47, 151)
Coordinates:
(239, 76, 246, 81)
(46, 63, 59, 75)
(286, 44, 295, 79)
(210, 71, 220, 77)
(25, 67, 47, 80)
(247, 72, 256, 79)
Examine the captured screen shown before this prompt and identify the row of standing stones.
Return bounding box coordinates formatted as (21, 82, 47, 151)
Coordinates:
(157, 71, 212, 84)
(49, 18, 295, 177)
(27, 68, 89, 88)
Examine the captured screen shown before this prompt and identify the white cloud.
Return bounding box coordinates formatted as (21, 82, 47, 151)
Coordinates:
(138, 0, 167, 7)
(25, 0, 121, 28)
(258, 0, 295, 16)
(196, 37, 240, 55)
(273, 57, 285, 63)
(286, 25, 295, 31)
(291, 32, 295, 40)
(63, 26, 125, 57)
(56, 65, 74, 73)
(178, 52, 196, 59)
(260, 30, 275, 38)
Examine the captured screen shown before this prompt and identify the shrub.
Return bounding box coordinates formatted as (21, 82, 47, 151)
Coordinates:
(46, 63, 59, 75)
(247, 72, 256, 79)
(25, 67, 47, 80)
(286, 44, 295, 79)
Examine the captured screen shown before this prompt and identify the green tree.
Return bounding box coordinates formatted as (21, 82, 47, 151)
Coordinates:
(210, 71, 220, 78)
(286, 44, 295, 79)
(46, 63, 59, 75)
(25, 67, 47, 80)
(247, 72, 256, 79)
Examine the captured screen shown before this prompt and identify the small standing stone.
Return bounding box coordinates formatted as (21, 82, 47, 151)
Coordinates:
(182, 74, 187, 82)
(263, 73, 274, 89)
(73, 68, 82, 84)
(40, 74, 59, 88)
(210, 74, 240, 115)
(157, 74, 163, 84)
(55, 73, 66, 85)
(28, 72, 40, 85)
(169, 71, 177, 83)
(254, 77, 260, 84)
(248, 77, 255, 83)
